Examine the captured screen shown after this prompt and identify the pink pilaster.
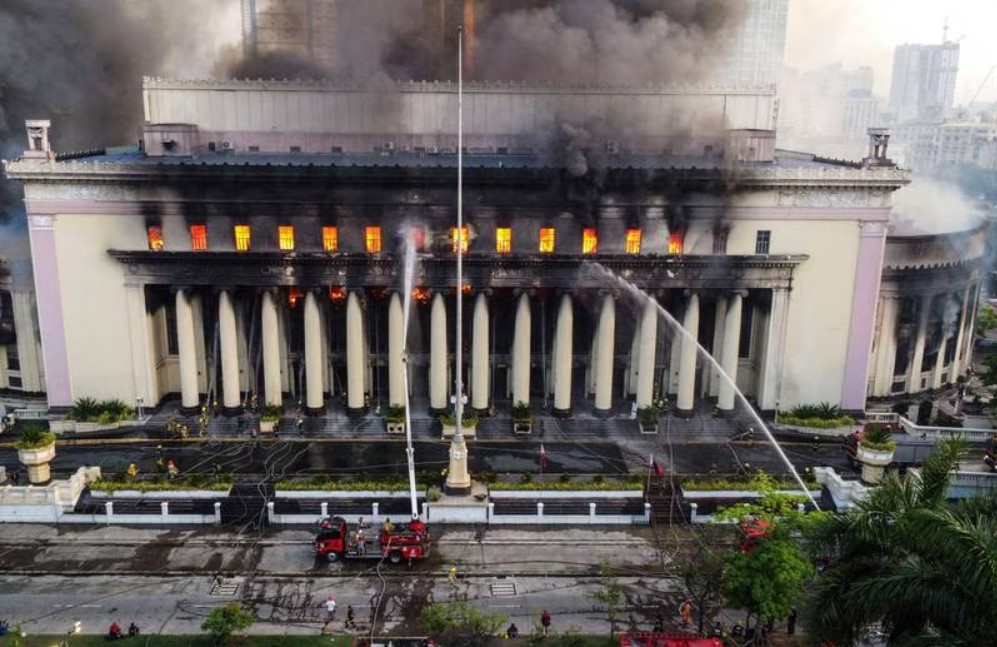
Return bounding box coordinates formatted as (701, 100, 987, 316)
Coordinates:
(840, 221, 888, 411)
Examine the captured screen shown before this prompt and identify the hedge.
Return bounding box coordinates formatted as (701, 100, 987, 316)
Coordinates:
(489, 480, 643, 491)
(778, 414, 856, 429)
(91, 478, 234, 493)
(681, 478, 818, 492)
(275, 478, 429, 492)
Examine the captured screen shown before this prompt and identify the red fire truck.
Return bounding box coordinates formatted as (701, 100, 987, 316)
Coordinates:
(620, 632, 722, 647)
(315, 516, 430, 565)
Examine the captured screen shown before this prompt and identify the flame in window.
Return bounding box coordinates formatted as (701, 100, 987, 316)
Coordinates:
(329, 286, 347, 302)
(451, 226, 469, 253)
(496, 227, 511, 254)
(147, 226, 164, 251)
(668, 231, 684, 255)
(190, 225, 207, 251)
(322, 226, 339, 252)
(365, 226, 382, 253)
(539, 227, 555, 253)
(582, 228, 598, 254)
(234, 225, 251, 251)
(278, 225, 295, 251)
(625, 229, 642, 254)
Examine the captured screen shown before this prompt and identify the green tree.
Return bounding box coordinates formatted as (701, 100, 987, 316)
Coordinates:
(201, 602, 255, 646)
(983, 353, 997, 386)
(802, 438, 997, 646)
(587, 561, 624, 638)
(976, 305, 997, 338)
(723, 535, 813, 631)
(419, 601, 507, 647)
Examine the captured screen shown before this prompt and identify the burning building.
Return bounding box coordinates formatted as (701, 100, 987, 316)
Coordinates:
(0, 77, 984, 419)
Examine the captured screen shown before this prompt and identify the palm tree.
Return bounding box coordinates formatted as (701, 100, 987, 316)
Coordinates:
(803, 438, 997, 646)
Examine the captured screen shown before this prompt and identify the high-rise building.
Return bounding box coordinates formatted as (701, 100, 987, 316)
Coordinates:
(888, 42, 960, 123)
(714, 0, 789, 87)
(242, 0, 338, 69)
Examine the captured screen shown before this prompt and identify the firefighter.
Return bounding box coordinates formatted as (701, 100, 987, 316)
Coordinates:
(540, 609, 551, 638)
(679, 600, 693, 626)
(345, 605, 356, 630)
(126, 463, 138, 479)
(812, 435, 821, 453)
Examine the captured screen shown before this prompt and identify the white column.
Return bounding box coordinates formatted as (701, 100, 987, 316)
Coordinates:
(636, 300, 658, 408)
(219, 289, 241, 410)
(950, 287, 972, 382)
(124, 285, 154, 407)
(346, 291, 365, 411)
(190, 293, 208, 394)
(710, 295, 727, 398)
(553, 294, 573, 414)
(907, 294, 932, 393)
(627, 320, 641, 396)
(472, 292, 489, 411)
(676, 292, 700, 414)
(304, 290, 323, 411)
(872, 296, 899, 397)
(594, 293, 615, 412)
(757, 288, 790, 411)
(931, 334, 947, 390)
(261, 290, 282, 406)
(512, 292, 531, 406)
(388, 292, 405, 408)
(718, 292, 744, 412)
(962, 282, 981, 370)
(175, 289, 199, 409)
(430, 292, 448, 410)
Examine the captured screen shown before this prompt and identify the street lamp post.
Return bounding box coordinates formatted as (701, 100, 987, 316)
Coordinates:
(136, 397, 144, 421)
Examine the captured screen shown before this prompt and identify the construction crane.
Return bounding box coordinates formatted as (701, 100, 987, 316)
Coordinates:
(968, 65, 996, 108)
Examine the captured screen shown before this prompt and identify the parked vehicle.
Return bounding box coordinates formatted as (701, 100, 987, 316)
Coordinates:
(315, 515, 429, 565)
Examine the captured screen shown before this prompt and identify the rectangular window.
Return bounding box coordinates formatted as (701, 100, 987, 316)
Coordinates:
(147, 226, 164, 251)
(190, 224, 208, 251)
(712, 228, 729, 254)
(278, 225, 295, 251)
(582, 228, 598, 254)
(234, 225, 251, 251)
(755, 230, 771, 255)
(322, 226, 339, 252)
(495, 227, 512, 254)
(6, 344, 19, 371)
(625, 229, 642, 254)
(451, 227, 469, 253)
(539, 227, 555, 253)
(667, 231, 684, 255)
(365, 226, 382, 254)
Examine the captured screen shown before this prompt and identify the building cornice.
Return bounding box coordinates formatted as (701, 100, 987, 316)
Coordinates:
(109, 251, 807, 292)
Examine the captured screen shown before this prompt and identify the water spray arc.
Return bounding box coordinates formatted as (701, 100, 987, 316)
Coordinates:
(587, 262, 820, 509)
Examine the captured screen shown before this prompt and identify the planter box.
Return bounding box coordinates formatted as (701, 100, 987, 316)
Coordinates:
(490, 489, 644, 499)
(856, 445, 895, 467)
(48, 420, 76, 433)
(75, 421, 120, 433)
(442, 424, 476, 439)
(275, 490, 415, 499)
(90, 489, 227, 499)
(260, 419, 277, 433)
(18, 443, 56, 485)
(513, 420, 532, 435)
(386, 422, 405, 435)
(682, 488, 823, 500)
(639, 422, 659, 435)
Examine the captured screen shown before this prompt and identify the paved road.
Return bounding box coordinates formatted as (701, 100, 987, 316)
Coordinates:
(0, 524, 724, 638)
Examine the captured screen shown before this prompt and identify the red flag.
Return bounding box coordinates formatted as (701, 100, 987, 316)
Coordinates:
(650, 454, 665, 477)
(540, 443, 550, 469)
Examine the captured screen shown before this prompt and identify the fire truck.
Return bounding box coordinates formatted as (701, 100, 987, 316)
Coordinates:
(619, 632, 722, 647)
(315, 516, 430, 565)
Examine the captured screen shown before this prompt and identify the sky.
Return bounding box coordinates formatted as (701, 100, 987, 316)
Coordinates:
(786, 0, 997, 105)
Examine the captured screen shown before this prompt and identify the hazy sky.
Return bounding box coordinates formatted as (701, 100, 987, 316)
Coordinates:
(786, 0, 997, 104)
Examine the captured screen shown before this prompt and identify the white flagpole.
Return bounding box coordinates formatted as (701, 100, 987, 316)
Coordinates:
(455, 27, 465, 440)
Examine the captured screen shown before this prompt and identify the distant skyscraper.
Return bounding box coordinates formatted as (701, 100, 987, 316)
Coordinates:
(242, 0, 338, 69)
(714, 0, 789, 87)
(888, 42, 960, 123)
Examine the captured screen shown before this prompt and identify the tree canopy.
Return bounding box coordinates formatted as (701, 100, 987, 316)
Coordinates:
(802, 439, 997, 646)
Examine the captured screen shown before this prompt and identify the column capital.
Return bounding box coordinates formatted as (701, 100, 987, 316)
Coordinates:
(730, 289, 749, 298)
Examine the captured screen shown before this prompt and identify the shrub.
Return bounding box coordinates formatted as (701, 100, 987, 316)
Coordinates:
(512, 401, 532, 421)
(778, 414, 856, 429)
(490, 478, 643, 491)
(260, 404, 283, 421)
(14, 422, 56, 450)
(427, 485, 442, 502)
(386, 405, 406, 423)
(99, 399, 134, 421)
(69, 397, 101, 422)
(440, 409, 479, 428)
(860, 424, 896, 452)
(91, 476, 234, 493)
(520, 472, 533, 484)
(637, 406, 660, 428)
(275, 478, 427, 492)
(202, 602, 255, 646)
(788, 402, 841, 420)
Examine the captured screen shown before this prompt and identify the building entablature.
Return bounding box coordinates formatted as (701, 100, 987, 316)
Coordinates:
(879, 261, 985, 297)
(883, 223, 988, 270)
(108, 251, 805, 292)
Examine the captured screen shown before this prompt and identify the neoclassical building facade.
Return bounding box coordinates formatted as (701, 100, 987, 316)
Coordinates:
(7, 79, 975, 418)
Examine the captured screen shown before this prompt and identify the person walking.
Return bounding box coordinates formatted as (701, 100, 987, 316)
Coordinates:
(345, 605, 356, 630)
(540, 609, 551, 638)
(324, 596, 337, 622)
(787, 608, 798, 635)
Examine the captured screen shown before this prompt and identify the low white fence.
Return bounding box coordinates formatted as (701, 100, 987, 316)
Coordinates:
(896, 416, 993, 442)
(267, 500, 419, 526)
(487, 500, 651, 526)
(90, 489, 227, 499)
(489, 490, 643, 499)
(55, 500, 220, 525)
